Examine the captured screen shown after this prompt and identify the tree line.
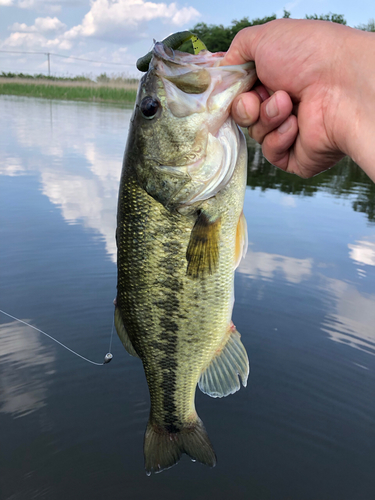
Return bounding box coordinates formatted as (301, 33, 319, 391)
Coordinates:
(179, 12, 374, 53)
(245, 141, 375, 223)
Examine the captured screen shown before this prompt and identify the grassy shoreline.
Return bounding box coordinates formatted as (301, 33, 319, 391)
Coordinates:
(0, 78, 138, 104)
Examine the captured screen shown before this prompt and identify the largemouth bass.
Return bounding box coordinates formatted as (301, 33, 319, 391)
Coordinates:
(115, 41, 257, 474)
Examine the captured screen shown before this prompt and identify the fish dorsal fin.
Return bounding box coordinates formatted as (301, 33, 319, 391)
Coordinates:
(114, 307, 139, 358)
(234, 211, 248, 269)
(199, 324, 249, 398)
(186, 211, 221, 279)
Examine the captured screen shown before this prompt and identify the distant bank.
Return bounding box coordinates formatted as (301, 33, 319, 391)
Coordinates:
(0, 77, 138, 104)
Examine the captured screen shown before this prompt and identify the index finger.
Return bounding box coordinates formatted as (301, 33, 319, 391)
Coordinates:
(220, 25, 262, 66)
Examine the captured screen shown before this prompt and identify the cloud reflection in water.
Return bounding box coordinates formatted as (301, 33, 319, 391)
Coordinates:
(0, 321, 55, 418)
(321, 278, 375, 359)
(0, 97, 130, 262)
(238, 246, 313, 284)
(348, 238, 375, 267)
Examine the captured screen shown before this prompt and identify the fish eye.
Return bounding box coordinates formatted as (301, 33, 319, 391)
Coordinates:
(140, 97, 160, 119)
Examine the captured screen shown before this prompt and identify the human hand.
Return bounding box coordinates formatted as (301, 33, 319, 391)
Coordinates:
(221, 19, 375, 180)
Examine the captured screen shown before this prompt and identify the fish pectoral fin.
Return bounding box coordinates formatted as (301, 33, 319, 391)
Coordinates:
(114, 307, 139, 358)
(199, 324, 249, 398)
(234, 210, 248, 269)
(186, 211, 221, 279)
(144, 418, 216, 475)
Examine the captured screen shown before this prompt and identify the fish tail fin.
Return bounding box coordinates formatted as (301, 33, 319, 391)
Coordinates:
(144, 417, 216, 475)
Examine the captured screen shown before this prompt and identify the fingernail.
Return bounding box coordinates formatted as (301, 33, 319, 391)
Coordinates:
(236, 98, 248, 121)
(278, 117, 292, 134)
(266, 96, 278, 118)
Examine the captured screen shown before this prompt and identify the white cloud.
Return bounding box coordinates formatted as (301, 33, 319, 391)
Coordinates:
(35, 15, 67, 32)
(0, 156, 25, 176)
(2, 31, 70, 51)
(280, 194, 297, 207)
(169, 5, 200, 25)
(348, 239, 375, 267)
(3, 0, 63, 12)
(1, 0, 200, 69)
(65, 0, 200, 43)
(0, 320, 55, 418)
(9, 17, 67, 34)
(321, 277, 375, 358)
(8, 22, 32, 33)
(238, 247, 313, 284)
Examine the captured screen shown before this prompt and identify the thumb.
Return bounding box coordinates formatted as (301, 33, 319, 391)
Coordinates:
(220, 25, 262, 66)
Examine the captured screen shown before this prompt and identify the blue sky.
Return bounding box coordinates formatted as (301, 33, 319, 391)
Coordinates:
(0, 0, 373, 77)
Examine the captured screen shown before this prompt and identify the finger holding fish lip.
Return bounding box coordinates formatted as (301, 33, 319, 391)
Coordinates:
(232, 88, 299, 170)
(233, 89, 294, 144)
(231, 90, 261, 128)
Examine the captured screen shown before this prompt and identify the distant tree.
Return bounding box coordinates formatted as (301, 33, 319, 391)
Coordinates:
(97, 72, 110, 83)
(229, 15, 277, 38)
(246, 142, 375, 222)
(356, 18, 375, 31)
(187, 22, 232, 52)
(179, 11, 349, 54)
(183, 15, 277, 53)
(305, 12, 347, 24)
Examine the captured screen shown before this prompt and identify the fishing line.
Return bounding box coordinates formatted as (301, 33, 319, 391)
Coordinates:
(108, 315, 115, 354)
(0, 309, 113, 366)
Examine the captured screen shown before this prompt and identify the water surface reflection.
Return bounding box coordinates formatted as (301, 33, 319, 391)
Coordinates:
(0, 320, 55, 418)
(0, 96, 374, 499)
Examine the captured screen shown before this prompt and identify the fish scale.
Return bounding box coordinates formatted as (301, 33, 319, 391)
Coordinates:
(115, 40, 257, 473)
(117, 169, 235, 421)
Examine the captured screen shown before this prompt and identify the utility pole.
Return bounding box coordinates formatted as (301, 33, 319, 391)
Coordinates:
(46, 52, 50, 77)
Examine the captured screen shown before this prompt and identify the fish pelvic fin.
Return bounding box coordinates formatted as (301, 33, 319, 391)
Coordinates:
(186, 211, 221, 279)
(114, 306, 139, 358)
(144, 418, 216, 475)
(199, 323, 249, 398)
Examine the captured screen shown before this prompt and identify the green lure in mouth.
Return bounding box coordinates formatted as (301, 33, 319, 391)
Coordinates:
(136, 30, 207, 72)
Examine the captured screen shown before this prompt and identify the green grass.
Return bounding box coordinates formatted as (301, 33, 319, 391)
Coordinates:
(0, 82, 137, 104)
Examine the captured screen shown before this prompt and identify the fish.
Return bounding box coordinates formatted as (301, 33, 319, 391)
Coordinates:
(115, 40, 257, 474)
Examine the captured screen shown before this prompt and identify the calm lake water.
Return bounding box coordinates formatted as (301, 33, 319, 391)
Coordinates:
(0, 95, 374, 500)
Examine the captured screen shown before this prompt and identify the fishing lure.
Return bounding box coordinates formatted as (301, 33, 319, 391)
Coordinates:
(136, 30, 207, 72)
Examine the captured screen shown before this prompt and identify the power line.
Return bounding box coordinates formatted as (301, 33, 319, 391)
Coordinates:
(0, 49, 134, 67)
(0, 49, 46, 55)
(50, 52, 133, 66)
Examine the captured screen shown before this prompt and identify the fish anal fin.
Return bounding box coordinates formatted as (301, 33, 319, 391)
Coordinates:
(144, 418, 216, 475)
(234, 210, 248, 269)
(186, 212, 221, 279)
(199, 324, 249, 398)
(114, 306, 139, 358)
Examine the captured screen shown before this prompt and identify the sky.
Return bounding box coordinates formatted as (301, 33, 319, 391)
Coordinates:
(0, 0, 374, 78)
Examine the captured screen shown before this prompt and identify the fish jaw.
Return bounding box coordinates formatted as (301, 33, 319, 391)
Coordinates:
(129, 42, 257, 212)
(152, 41, 256, 131)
